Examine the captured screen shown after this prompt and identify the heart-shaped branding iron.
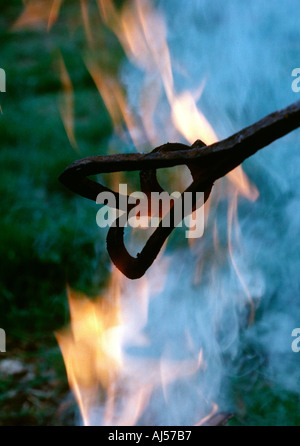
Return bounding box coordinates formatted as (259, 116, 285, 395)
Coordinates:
(60, 140, 213, 279)
(59, 100, 300, 279)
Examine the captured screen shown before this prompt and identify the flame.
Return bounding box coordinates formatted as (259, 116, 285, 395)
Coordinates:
(55, 274, 123, 426)
(56, 269, 205, 426)
(58, 54, 79, 151)
(80, 0, 94, 48)
(195, 402, 218, 426)
(13, 0, 63, 31)
(96, 0, 258, 198)
(85, 59, 144, 149)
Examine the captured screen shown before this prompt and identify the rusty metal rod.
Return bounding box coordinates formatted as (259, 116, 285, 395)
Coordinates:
(59, 100, 300, 201)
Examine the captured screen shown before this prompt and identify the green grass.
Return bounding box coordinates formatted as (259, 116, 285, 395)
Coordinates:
(0, 1, 122, 337)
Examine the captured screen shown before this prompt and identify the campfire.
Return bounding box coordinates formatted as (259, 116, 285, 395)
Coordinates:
(55, 271, 234, 426)
(56, 0, 300, 425)
(13, 0, 300, 427)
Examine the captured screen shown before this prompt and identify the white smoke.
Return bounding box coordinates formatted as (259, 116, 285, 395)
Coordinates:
(101, 0, 300, 425)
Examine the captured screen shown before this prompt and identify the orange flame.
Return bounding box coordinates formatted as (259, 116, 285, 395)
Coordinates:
(56, 269, 205, 426)
(13, 0, 63, 31)
(58, 54, 79, 151)
(80, 0, 94, 48)
(195, 402, 218, 426)
(85, 59, 143, 149)
(56, 285, 123, 425)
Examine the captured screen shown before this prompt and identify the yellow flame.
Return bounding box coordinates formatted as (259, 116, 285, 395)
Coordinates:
(55, 282, 123, 425)
(56, 266, 206, 426)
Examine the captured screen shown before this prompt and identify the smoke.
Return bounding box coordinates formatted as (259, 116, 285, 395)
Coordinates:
(111, 0, 300, 425)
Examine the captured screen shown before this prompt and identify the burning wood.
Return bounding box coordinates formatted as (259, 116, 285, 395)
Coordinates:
(59, 100, 300, 279)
